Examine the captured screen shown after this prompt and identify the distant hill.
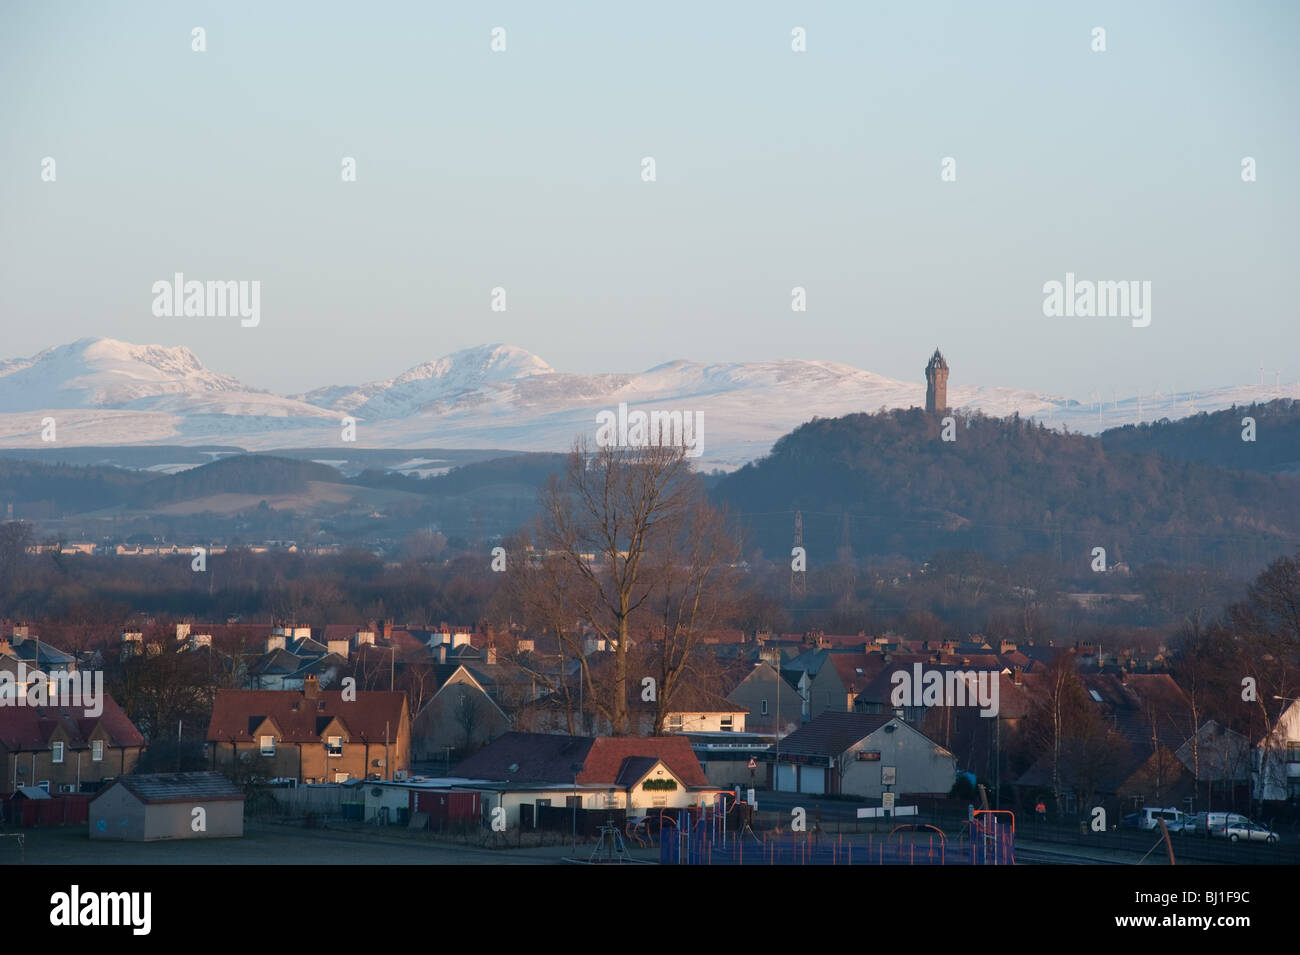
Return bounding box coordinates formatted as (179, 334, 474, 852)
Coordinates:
(0, 459, 147, 516)
(712, 408, 1300, 569)
(134, 455, 343, 506)
(1100, 398, 1300, 473)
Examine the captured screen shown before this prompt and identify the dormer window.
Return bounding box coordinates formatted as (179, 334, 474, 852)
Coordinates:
(52, 741, 64, 764)
(91, 740, 104, 762)
(260, 735, 276, 756)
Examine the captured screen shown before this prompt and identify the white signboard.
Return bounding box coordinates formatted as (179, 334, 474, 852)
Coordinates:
(857, 805, 918, 819)
(882, 792, 896, 810)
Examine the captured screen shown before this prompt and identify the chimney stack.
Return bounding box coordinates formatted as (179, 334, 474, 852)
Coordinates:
(304, 674, 321, 699)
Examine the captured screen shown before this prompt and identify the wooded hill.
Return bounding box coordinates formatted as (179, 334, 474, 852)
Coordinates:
(712, 408, 1300, 572)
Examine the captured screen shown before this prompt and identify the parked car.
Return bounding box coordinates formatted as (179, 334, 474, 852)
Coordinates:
(1191, 812, 1250, 836)
(1224, 821, 1279, 844)
(1122, 807, 1185, 831)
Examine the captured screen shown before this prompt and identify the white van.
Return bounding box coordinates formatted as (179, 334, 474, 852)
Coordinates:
(1188, 811, 1250, 836)
(1123, 807, 1185, 831)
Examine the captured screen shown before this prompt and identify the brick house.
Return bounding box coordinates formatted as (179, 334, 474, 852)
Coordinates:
(206, 676, 409, 783)
(0, 692, 144, 795)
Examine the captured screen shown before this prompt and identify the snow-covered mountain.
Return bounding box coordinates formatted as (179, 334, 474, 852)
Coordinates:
(0, 338, 1290, 470)
(0, 338, 333, 418)
(296, 344, 557, 416)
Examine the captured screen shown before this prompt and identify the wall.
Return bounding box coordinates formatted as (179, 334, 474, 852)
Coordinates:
(1, 740, 138, 795)
(142, 801, 243, 840)
(839, 723, 956, 799)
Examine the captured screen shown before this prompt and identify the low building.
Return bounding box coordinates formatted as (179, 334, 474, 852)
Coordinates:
(451, 732, 715, 829)
(89, 772, 245, 841)
(767, 712, 956, 798)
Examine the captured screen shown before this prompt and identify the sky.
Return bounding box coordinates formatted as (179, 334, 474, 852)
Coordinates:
(2, 0, 1297, 399)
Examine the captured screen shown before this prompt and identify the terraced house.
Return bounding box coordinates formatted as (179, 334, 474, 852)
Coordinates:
(206, 676, 409, 783)
(0, 688, 144, 795)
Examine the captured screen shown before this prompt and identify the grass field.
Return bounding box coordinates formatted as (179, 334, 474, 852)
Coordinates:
(0, 820, 655, 866)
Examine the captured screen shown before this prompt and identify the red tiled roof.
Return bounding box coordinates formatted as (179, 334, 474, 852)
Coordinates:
(451, 732, 710, 789)
(828, 654, 887, 692)
(0, 694, 143, 750)
(206, 688, 406, 742)
(578, 736, 709, 788)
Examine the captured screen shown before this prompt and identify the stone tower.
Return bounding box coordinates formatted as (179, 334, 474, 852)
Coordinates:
(925, 349, 949, 413)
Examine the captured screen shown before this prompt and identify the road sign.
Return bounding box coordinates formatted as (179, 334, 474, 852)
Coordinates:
(747, 757, 757, 770)
(882, 792, 896, 810)
(882, 767, 896, 786)
(747, 788, 756, 808)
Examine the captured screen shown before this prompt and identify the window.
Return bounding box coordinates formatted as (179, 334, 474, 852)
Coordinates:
(51, 741, 64, 764)
(333, 772, 349, 783)
(720, 716, 733, 732)
(327, 736, 343, 757)
(38, 781, 49, 792)
(760, 700, 768, 716)
(91, 740, 104, 762)
(669, 714, 683, 731)
(1287, 742, 1300, 763)
(260, 735, 275, 756)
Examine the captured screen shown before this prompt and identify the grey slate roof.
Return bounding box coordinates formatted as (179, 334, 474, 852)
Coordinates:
(776, 712, 894, 756)
(96, 771, 245, 804)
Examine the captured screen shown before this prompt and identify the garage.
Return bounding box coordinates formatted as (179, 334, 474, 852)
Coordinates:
(775, 764, 797, 793)
(798, 767, 826, 795)
(90, 771, 244, 841)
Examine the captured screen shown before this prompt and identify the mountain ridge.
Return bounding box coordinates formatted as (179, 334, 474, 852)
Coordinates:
(0, 337, 1292, 470)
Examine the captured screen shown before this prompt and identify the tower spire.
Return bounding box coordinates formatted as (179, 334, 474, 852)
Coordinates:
(925, 349, 949, 414)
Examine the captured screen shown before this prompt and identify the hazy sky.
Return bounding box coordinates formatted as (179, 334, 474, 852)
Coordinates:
(2, 1, 1297, 399)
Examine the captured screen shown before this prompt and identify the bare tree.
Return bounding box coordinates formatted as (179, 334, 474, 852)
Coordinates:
(503, 438, 737, 736)
(454, 685, 485, 751)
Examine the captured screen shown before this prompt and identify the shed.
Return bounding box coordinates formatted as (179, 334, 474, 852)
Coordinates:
(89, 771, 245, 841)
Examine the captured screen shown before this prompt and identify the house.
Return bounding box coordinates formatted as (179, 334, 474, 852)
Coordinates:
(411, 665, 512, 762)
(0, 628, 77, 673)
(90, 772, 244, 841)
(1012, 672, 1200, 816)
(725, 661, 803, 736)
(206, 676, 410, 784)
(1253, 698, 1300, 805)
(1176, 719, 1251, 806)
(767, 711, 957, 798)
(0, 690, 144, 795)
(781, 647, 867, 722)
(523, 664, 749, 737)
(450, 731, 713, 829)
